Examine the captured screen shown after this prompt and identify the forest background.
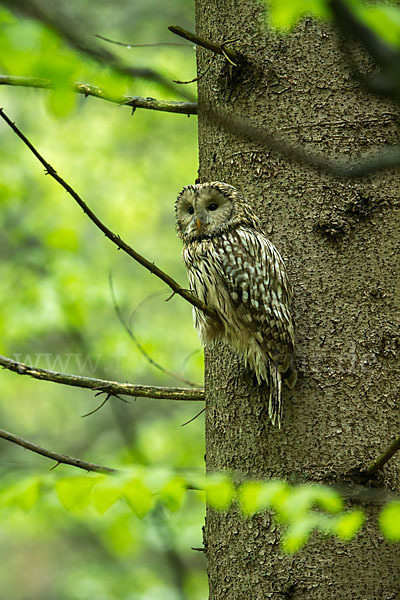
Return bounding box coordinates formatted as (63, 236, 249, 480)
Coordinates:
(0, 1, 399, 599)
(0, 1, 207, 599)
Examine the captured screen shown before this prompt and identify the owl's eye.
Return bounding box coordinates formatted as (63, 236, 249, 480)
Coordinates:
(207, 203, 218, 211)
(188, 206, 194, 215)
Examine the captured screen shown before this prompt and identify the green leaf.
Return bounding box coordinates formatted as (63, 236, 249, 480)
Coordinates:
(123, 478, 154, 519)
(267, 0, 329, 30)
(47, 88, 77, 118)
(279, 486, 316, 520)
(159, 476, 187, 512)
(358, 5, 400, 47)
(238, 481, 264, 516)
(314, 487, 344, 513)
(0, 7, 15, 25)
(56, 475, 97, 513)
(279, 484, 343, 521)
(239, 480, 291, 516)
(281, 517, 314, 553)
(91, 478, 122, 515)
(104, 513, 138, 555)
(0, 476, 41, 510)
(379, 502, 400, 542)
(205, 474, 235, 511)
(334, 510, 365, 540)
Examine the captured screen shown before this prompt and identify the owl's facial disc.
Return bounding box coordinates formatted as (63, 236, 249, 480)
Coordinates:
(176, 183, 238, 240)
(185, 195, 222, 234)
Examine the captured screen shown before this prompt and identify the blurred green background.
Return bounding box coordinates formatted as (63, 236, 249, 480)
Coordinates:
(0, 1, 207, 598)
(3, 2, 400, 597)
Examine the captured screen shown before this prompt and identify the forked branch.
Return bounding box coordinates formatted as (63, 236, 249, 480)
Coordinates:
(365, 432, 400, 477)
(0, 354, 205, 401)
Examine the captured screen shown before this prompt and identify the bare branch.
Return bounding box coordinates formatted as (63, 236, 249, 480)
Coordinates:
(81, 394, 113, 418)
(95, 34, 192, 49)
(0, 354, 205, 401)
(168, 25, 239, 66)
(0, 75, 197, 115)
(0, 427, 117, 474)
(365, 432, 400, 478)
(0, 108, 217, 319)
(1, 0, 195, 101)
(181, 407, 205, 426)
(173, 63, 212, 85)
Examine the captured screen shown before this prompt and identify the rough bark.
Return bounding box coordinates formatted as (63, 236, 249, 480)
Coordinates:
(195, 1, 400, 598)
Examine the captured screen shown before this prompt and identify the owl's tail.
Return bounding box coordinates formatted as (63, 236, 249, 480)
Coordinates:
(268, 365, 282, 428)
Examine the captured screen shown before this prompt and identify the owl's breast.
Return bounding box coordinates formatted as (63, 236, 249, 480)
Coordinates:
(182, 239, 228, 344)
(182, 239, 222, 307)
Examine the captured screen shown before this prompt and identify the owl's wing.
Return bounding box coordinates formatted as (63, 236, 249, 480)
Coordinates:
(213, 227, 295, 374)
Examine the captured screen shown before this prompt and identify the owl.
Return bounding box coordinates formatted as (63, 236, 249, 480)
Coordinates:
(175, 181, 296, 427)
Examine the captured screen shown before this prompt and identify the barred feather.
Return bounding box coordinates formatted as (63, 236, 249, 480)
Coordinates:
(176, 182, 296, 427)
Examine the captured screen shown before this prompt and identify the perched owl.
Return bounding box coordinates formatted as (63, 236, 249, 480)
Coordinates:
(175, 181, 296, 427)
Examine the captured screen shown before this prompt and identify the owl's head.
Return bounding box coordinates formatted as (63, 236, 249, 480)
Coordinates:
(175, 181, 261, 242)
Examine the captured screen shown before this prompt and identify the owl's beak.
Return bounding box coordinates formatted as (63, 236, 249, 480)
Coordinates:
(196, 218, 202, 230)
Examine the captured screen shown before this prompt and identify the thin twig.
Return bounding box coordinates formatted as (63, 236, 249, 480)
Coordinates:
(128, 290, 167, 328)
(0, 427, 117, 474)
(95, 34, 192, 49)
(81, 395, 110, 417)
(0, 76, 197, 115)
(109, 274, 200, 388)
(221, 38, 240, 67)
(81, 392, 124, 418)
(173, 63, 212, 85)
(181, 407, 205, 426)
(0, 354, 205, 401)
(365, 432, 400, 477)
(180, 348, 201, 373)
(168, 25, 239, 65)
(0, 108, 217, 319)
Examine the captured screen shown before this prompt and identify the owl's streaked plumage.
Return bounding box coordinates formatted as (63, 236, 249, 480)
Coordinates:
(175, 181, 296, 427)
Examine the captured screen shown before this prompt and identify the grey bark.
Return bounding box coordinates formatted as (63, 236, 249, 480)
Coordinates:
(195, 2, 400, 599)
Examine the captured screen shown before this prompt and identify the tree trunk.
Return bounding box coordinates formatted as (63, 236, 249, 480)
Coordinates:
(195, 2, 400, 598)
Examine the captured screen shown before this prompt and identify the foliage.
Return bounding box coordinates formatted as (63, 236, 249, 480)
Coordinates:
(379, 501, 400, 542)
(0, 2, 203, 598)
(1, 466, 397, 557)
